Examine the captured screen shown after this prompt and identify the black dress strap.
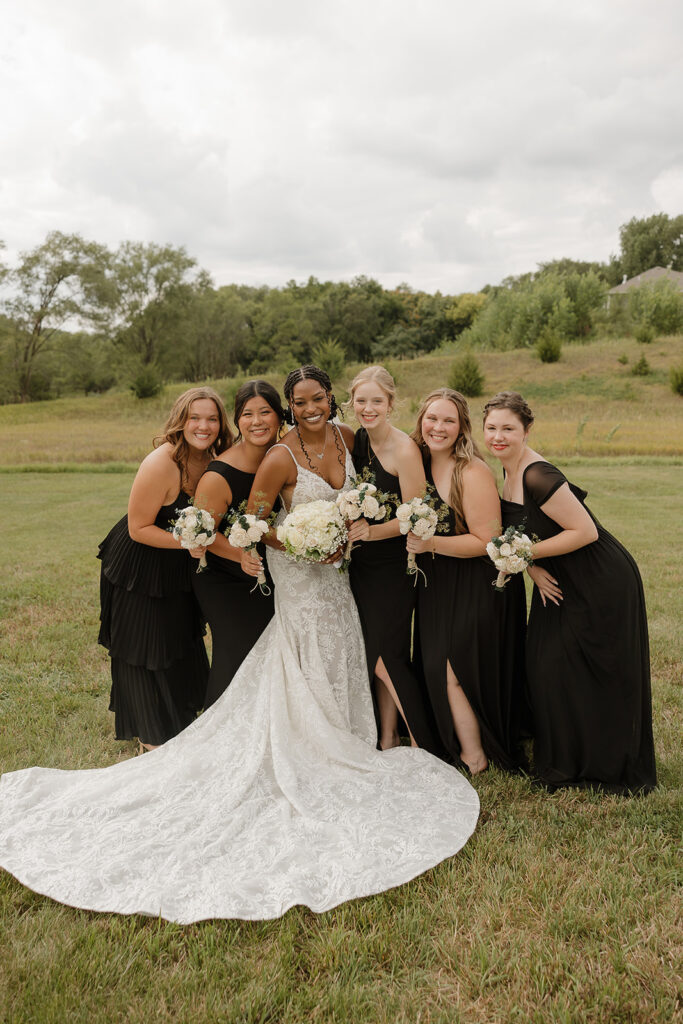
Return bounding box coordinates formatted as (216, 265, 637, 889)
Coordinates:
(523, 462, 567, 507)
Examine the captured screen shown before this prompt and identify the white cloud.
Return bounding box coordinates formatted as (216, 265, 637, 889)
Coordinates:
(1, 0, 682, 291)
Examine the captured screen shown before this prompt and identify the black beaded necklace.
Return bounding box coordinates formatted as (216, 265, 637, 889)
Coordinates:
(296, 423, 345, 477)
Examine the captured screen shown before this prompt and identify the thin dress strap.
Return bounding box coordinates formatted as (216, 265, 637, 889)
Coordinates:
(268, 443, 299, 469)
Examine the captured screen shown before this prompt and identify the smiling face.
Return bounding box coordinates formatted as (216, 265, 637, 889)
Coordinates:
(182, 398, 221, 453)
(483, 408, 528, 461)
(237, 395, 281, 448)
(353, 380, 392, 430)
(421, 398, 461, 454)
(290, 378, 330, 432)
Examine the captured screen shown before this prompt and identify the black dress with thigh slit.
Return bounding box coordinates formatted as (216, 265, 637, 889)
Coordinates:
(415, 470, 529, 772)
(504, 461, 656, 794)
(349, 429, 440, 753)
(98, 493, 209, 746)
(192, 462, 275, 708)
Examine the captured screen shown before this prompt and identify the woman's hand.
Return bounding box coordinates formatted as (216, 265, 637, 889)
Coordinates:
(320, 543, 346, 565)
(187, 546, 205, 560)
(348, 518, 370, 543)
(406, 533, 432, 556)
(240, 548, 264, 578)
(528, 564, 563, 607)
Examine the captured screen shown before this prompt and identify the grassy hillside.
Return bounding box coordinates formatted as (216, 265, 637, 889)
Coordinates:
(0, 335, 681, 466)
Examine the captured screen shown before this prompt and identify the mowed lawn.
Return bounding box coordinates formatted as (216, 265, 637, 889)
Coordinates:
(0, 461, 680, 1024)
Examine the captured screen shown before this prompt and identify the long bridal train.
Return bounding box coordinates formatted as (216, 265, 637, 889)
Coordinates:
(0, 451, 479, 923)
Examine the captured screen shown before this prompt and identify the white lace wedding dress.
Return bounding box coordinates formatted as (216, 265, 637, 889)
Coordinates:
(0, 444, 479, 923)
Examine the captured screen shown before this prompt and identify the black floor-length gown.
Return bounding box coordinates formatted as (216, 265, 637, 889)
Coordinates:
(415, 471, 528, 772)
(98, 493, 209, 746)
(504, 461, 656, 794)
(192, 462, 275, 708)
(349, 430, 441, 753)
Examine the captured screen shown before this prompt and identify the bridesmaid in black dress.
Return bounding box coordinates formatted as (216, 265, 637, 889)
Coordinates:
(98, 387, 231, 750)
(347, 366, 438, 752)
(483, 391, 656, 794)
(407, 388, 529, 774)
(192, 381, 285, 708)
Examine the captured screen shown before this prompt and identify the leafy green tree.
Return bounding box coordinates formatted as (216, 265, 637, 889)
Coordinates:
(311, 337, 346, 381)
(618, 213, 683, 278)
(448, 352, 484, 396)
(2, 231, 110, 401)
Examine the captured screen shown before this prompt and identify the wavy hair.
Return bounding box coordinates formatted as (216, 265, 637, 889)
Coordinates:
(410, 387, 483, 534)
(154, 386, 232, 488)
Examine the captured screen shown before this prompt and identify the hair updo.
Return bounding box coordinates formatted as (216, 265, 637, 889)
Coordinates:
(283, 365, 340, 425)
(347, 364, 396, 408)
(482, 391, 535, 431)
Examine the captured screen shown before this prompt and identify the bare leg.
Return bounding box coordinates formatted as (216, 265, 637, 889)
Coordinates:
(375, 657, 418, 749)
(138, 741, 160, 753)
(446, 660, 487, 774)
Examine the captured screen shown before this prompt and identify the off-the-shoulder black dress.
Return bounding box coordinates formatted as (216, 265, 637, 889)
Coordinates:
(98, 493, 209, 746)
(192, 462, 275, 708)
(415, 470, 529, 772)
(349, 430, 441, 753)
(505, 461, 656, 794)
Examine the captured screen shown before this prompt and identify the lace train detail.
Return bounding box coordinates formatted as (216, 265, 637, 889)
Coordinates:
(0, 445, 479, 922)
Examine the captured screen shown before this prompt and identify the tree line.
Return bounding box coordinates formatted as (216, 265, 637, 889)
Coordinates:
(0, 212, 681, 403)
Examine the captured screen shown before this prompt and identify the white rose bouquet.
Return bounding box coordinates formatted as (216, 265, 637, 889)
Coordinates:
(226, 501, 274, 595)
(396, 488, 450, 584)
(276, 499, 348, 565)
(486, 525, 535, 592)
(171, 506, 216, 572)
(335, 469, 394, 559)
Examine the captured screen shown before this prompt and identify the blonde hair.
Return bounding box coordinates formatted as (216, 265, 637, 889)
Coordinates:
(410, 388, 483, 534)
(347, 365, 397, 410)
(154, 387, 232, 488)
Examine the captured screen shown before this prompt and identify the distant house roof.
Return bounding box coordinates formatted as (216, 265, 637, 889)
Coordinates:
(609, 266, 683, 294)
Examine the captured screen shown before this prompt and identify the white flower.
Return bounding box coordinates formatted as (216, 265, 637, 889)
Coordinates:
(396, 503, 412, 522)
(246, 525, 263, 544)
(486, 541, 498, 560)
(361, 495, 380, 519)
(412, 517, 432, 538)
(195, 532, 209, 546)
(499, 542, 513, 557)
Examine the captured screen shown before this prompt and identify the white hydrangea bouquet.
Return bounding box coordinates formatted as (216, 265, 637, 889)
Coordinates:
(486, 525, 535, 592)
(335, 469, 394, 559)
(171, 506, 216, 572)
(276, 499, 348, 566)
(396, 488, 450, 584)
(226, 501, 274, 595)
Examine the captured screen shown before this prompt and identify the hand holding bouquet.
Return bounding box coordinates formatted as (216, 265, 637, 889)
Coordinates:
(486, 525, 534, 592)
(335, 470, 394, 559)
(276, 499, 348, 566)
(396, 489, 449, 584)
(226, 503, 273, 594)
(171, 506, 216, 572)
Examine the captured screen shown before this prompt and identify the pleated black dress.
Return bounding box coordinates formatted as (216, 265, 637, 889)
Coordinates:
(349, 430, 441, 753)
(192, 462, 275, 709)
(505, 461, 656, 794)
(98, 493, 209, 746)
(415, 470, 529, 772)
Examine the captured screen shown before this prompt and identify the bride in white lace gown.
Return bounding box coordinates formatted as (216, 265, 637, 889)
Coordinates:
(0, 368, 479, 923)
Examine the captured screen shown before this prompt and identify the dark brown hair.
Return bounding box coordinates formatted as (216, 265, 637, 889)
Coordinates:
(410, 387, 483, 534)
(233, 380, 286, 439)
(482, 391, 535, 431)
(283, 365, 340, 424)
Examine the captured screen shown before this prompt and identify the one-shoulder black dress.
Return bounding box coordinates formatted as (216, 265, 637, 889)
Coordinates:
(98, 493, 209, 746)
(504, 461, 656, 794)
(349, 430, 440, 753)
(415, 470, 529, 772)
(192, 462, 275, 708)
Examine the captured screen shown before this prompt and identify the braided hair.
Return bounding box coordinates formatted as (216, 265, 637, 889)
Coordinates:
(283, 365, 339, 425)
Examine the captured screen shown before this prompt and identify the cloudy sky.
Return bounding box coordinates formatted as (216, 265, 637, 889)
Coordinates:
(2, 0, 682, 293)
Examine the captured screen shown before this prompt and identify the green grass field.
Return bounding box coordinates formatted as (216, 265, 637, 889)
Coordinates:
(1, 342, 682, 1023)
